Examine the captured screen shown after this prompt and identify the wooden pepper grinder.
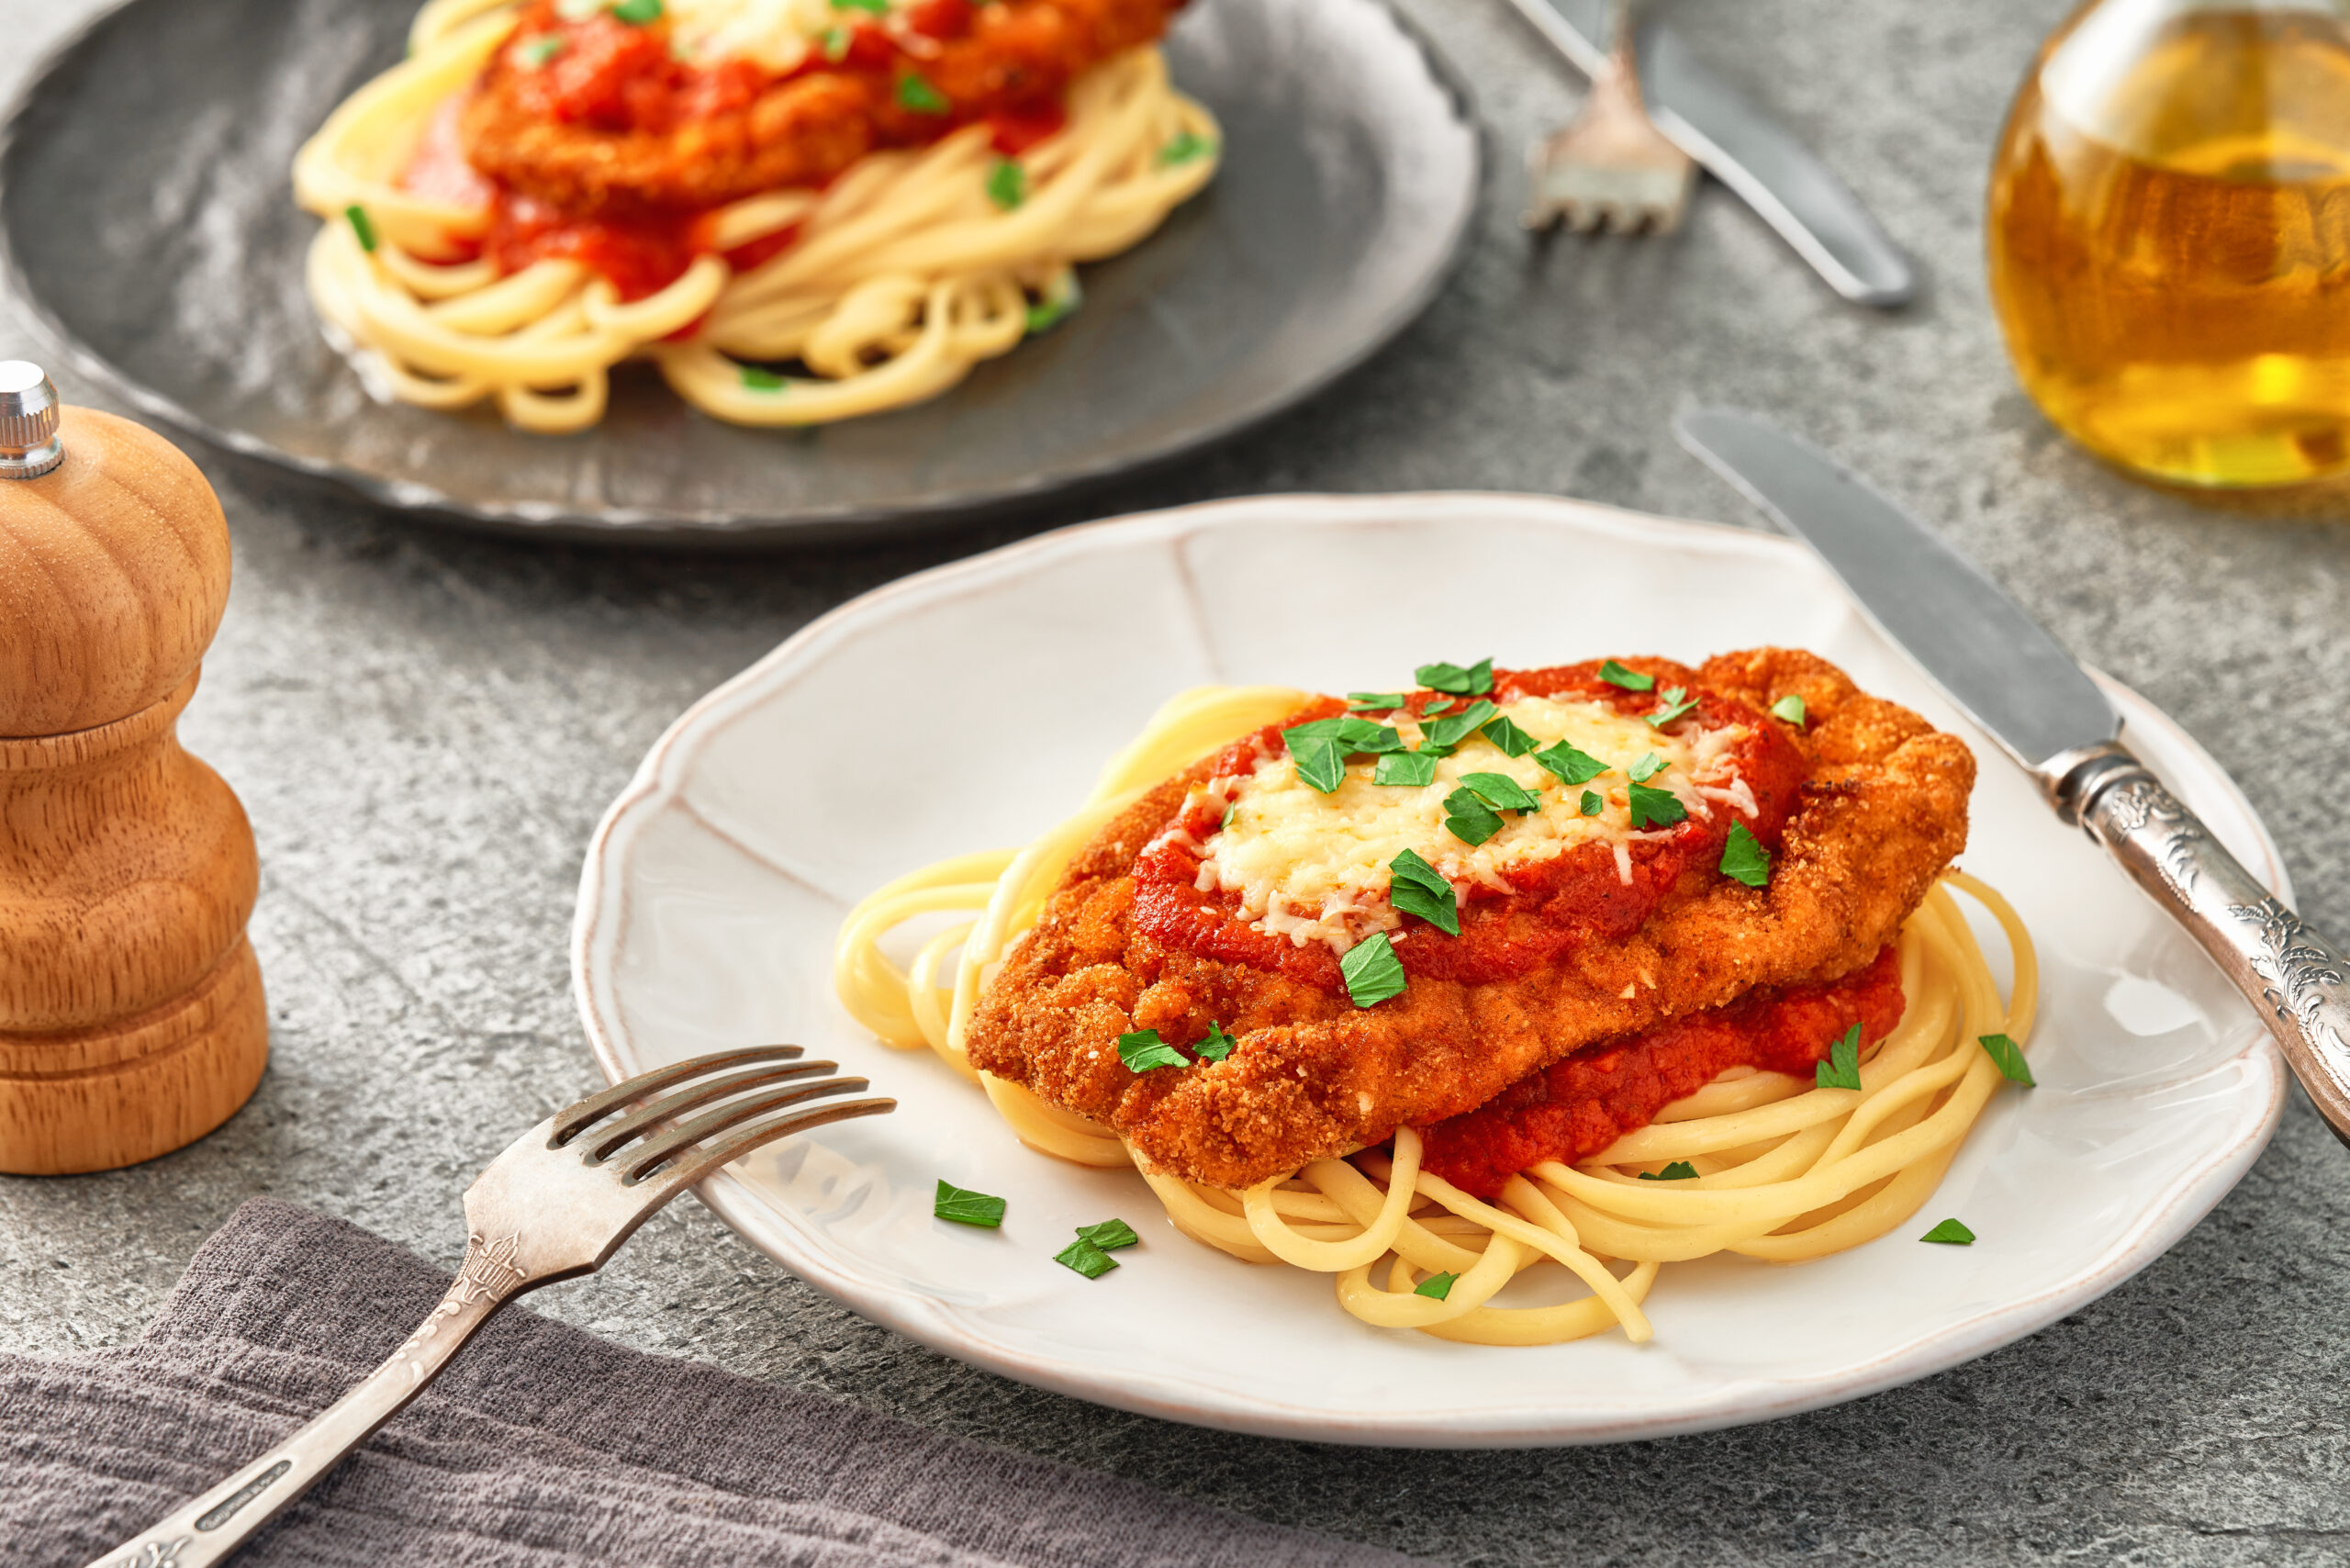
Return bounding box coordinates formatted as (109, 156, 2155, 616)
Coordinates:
(0, 363, 266, 1174)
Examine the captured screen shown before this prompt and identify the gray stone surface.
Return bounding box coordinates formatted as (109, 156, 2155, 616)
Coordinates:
(5, 0, 2350, 1562)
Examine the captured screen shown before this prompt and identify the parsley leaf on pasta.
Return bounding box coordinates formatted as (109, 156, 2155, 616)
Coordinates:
(1978, 1033, 2035, 1085)
(1442, 787, 1505, 846)
(1534, 740, 1607, 786)
(1919, 1218, 1975, 1245)
(1348, 692, 1406, 711)
(1374, 750, 1438, 788)
(610, 0, 662, 22)
(1157, 129, 1217, 167)
(1815, 1024, 1863, 1090)
(1076, 1218, 1141, 1251)
(986, 157, 1027, 210)
(344, 205, 378, 252)
(741, 366, 786, 391)
(1117, 1030, 1187, 1072)
(1627, 751, 1668, 783)
(1771, 693, 1807, 725)
(1637, 1161, 1698, 1182)
(1421, 700, 1456, 717)
(1627, 781, 1686, 829)
(1580, 790, 1605, 816)
(1719, 823, 1771, 887)
(518, 34, 566, 65)
(1340, 933, 1407, 1008)
(1599, 660, 1655, 692)
(1416, 658, 1494, 696)
(1025, 272, 1081, 334)
(934, 1181, 1006, 1227)
(1414, 1271, 1457, 1300)
(1055, 1238, 1119, 1278)
(1388, 849, 1460, 935)
(1282, 719, 1350, 793)
(1194, 1022, 1238, 1062)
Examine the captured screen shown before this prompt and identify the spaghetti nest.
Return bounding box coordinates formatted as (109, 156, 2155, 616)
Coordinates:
(835, 687, 2039, 1349)
(291, 0, 1218, 432)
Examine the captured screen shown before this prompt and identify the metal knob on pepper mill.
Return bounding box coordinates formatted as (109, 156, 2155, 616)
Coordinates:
(0, 364, 266, 1173)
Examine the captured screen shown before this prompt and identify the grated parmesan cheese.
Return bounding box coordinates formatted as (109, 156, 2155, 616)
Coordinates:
(1191, 695, 1751, 953)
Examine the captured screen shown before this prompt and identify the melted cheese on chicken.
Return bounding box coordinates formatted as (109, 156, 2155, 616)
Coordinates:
(1186, 695, 1753, 953)
(597, 0, 858, 70)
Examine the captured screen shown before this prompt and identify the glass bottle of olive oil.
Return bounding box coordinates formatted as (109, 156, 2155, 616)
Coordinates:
(1987, 0, 2350, 487)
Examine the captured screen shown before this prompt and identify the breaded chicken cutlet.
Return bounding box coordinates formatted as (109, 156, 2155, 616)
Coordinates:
(965, 649, 1974, 1191)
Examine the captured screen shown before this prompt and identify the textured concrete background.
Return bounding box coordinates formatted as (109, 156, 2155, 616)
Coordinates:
(6, 0, 2350, 1562)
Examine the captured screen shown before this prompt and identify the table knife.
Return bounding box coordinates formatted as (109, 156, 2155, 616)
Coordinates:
(1506, 0, 1919, 308)
(1674, 407, 2350, 1147)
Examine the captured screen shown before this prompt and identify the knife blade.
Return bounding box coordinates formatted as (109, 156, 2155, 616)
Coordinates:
(1506, 0, 1918, 308)
(1674, 406, 2350, 1150)
(1674, 409, 2116, 771)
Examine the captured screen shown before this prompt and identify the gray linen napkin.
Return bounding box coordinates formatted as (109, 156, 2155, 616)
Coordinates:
(1, 1199, 1429, 1567)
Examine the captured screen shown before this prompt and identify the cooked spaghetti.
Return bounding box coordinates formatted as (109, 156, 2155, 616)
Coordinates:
(292, 0, 1218, 431)
(835, 675, 2037, 1347)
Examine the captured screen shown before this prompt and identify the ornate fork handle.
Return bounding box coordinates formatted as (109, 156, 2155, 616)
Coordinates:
(85, 1231, 532, 1568)
(2053, 744, 2350, 1145)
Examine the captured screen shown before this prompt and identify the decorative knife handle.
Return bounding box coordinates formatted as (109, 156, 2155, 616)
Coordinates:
(2051, 744, 2350, 1146)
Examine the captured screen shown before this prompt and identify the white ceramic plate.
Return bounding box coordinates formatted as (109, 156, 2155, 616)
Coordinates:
(573, 494, 2288, 1447)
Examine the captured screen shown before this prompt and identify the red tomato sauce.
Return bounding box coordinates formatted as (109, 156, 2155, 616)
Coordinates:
(1419, 944, 1908, 1197)
(1129, 665, 1807, 994)
(394, 2, 1083, 300)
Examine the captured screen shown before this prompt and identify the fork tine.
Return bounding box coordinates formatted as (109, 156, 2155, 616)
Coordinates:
(616, 1075, 874, 1182)
(550, 1045, 803, 1146)
(583, 1060, 840, 1161)
(650, 1096, 898, 1192)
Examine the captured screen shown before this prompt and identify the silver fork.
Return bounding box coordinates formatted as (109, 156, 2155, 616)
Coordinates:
(1524, 0, 1695, 233)
(84, 1046, 893, 1568)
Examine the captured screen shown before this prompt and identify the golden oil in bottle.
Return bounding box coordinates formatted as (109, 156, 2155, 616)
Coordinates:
(1987, 2, 2350, 487)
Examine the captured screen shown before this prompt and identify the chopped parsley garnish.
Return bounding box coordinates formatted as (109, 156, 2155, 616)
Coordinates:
(1579, 789, 1604, 816)
(1598, 659, 1654, 692)
(1771, 693, 1807, 725)
(831, 0, 890, 11)
(1421, 700, 1456, 717)
(1195, 1021, 1237, 1062)
(1373, 750, 1438, 788)
(1220, 800, 1236, 831)
(1116, 1029, 1187, 1072)
(1419, 699, 1498, 753)
(1637, 1161, 1698, 1182)
(610, 0, 662, 20)
(986, 157, 1027, 210)
(1534, 740, 1607, 787)
(1646, 687, 1699, 728)
(1480, 716, 1538, 757)
(1025, 271, 1081, 334)
(1157, 129, 1217, 167)
(1413, 1271, 1457, 1301)
(1626, 781, 1686, 829)
(1978, 1033, 2035, 1086)
(1348, 692, 1406, 711)
(1416, 658, 1494, 696)
(1442, 787, 1505, 846)
(897, 72, 950, 114)
(1055, 1238, 1119, 1277)
(344, 204, 377, 252)
(517, 33, 566, 66)
(1719, 823, 1771, 887)
(934, 1180, 1007, 1226)
(1340, 932, 1407, 1007)
(1076, 1218, 1140, 1251)
(1919, 1218, 1976, 1245)
(1284, 715, 1403, 793)
(1460, 772, 1540, 813)
(1627, 751, 1667, 783)
(741, 365, 787, 391)
(1388, 849, 1459, 936)
(1815, 1023, 1863, 1090)
(820, 24, 851, 59)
